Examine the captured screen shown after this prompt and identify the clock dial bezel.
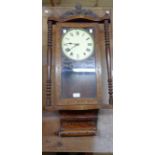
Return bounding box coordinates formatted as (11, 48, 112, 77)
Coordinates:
(54, 23, 103, 106)
(61, 28, 95, 61)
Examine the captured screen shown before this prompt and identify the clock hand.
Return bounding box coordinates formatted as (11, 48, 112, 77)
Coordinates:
(64, 43, 80, 45)
(64, 43, 73, 45)
(69, 43, 79, 50)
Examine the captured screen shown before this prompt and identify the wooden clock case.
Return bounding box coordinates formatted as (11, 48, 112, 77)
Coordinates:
(44, 5, 113, 136)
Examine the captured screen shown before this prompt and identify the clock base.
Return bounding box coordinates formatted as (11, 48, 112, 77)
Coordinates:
(58, 109, 98, 137)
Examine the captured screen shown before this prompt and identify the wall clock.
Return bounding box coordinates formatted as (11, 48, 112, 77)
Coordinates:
(45, 5, 113, 136)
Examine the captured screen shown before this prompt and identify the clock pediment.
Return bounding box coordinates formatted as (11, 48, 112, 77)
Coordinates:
(60, 4, 98, 19)
(48, 4, 110, 23)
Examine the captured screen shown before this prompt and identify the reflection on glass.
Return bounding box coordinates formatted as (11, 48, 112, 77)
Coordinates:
(72, 68, 95, 72)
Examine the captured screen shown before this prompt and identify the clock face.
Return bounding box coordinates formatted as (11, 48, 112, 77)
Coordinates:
(61, 29, 94, 61)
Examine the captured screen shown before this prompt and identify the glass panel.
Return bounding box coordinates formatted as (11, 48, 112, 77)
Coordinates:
(61, 28, 97, 99)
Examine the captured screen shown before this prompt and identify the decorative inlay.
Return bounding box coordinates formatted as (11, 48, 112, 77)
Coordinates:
(61, 4, 98, 19)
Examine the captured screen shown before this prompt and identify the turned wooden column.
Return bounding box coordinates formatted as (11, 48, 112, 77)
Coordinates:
(104, 19, 113, 105)
(46, 20, 53, 106)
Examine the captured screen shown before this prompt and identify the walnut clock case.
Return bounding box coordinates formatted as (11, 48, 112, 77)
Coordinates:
(45, 5, 113, 137)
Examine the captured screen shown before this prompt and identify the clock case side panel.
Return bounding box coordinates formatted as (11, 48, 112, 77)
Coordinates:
(54, 22, 103, 109)
(45, 21, 57, 108)
(51, 25, 56, 106)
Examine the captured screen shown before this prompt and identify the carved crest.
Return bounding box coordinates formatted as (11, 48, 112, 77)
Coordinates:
(61, 4, 98, 19)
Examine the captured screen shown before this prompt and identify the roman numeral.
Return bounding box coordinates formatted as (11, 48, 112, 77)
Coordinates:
(82, 33, 85, 36)
(88, 43, 92, 46)
(76, 31, 79, 35)
(86, 48, 91, 52)
(65, 48, 70, 52)
(70, 33, 73, 36)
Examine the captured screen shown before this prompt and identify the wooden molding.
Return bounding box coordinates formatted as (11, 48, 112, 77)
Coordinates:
(104, 19, 113, 105)
(46, 20, 53, 106)
(45, 104, 112, 111)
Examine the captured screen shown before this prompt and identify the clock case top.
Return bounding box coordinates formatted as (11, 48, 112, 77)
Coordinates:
(45, 5, 113, 111)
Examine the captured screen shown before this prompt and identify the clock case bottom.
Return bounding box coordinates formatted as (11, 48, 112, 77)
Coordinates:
(58, 109, 98, 137)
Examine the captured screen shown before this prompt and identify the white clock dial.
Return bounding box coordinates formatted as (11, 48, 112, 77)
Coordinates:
(61, 29, 94, 61)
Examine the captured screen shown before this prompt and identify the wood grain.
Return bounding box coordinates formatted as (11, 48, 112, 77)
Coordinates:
(58, 110, 98, 136)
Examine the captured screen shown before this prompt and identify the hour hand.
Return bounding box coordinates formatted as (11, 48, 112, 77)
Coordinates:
(64, 43, 79, 45)
(64, 43, 73, 45)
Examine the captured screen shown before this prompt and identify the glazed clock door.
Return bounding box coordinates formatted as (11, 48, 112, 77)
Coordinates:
(55, 23, 102, 105)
